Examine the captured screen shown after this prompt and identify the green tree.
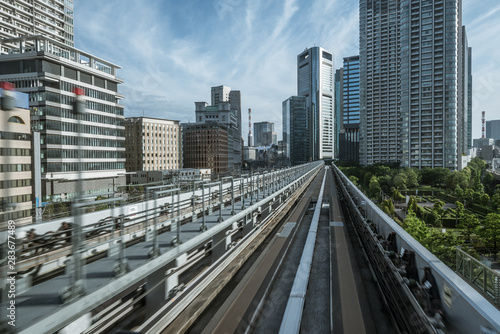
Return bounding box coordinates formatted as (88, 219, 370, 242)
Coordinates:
(425, 230, 459, 267)
(480, 193, 490, 206)
(349, 175, 359, 186)
(369, 176, 382, 198)
(393, 173, 408, 190)
(433, 200, 445, 226)
(403, 211, 430, 242)
(425, 210, 440, 227)
(454, 184, 464, 199)
(458, 213, 480, 243)
(478, 213, 500, 251)
(455, 201, 464, 226)
(403, 168, 419, 188)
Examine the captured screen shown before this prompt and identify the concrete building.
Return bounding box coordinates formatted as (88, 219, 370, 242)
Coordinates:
(0, 0, 75, 53)
(124, 117, 181, 172)
(182, 122, 229, 176)
(211, 85, 242, 164)
(337, 56, 360, 163)
(0, 89, 32, 226)
(282, 96, 309, 165)
(486, 120, 500, 141)
(359, 0, 471, 170)
(297, 47, 334, 160)
(243, 146, 256, 161)
(0, 36, 125, 202)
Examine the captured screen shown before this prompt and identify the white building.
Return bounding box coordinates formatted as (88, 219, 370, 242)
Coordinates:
(0, 0, 75, 53)
(297, 46, 334, 160)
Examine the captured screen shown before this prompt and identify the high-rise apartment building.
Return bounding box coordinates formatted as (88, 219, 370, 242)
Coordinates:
(297, 47, 334, 160)
(0, 36, 125, 201)
(0, 90, 32, 226)
(360, 0, 471, 170)
(124, 117, 181, 172)
(0, 0, 75, 53)
(337, 56, 360, 163)
(282, 96, 309, 165)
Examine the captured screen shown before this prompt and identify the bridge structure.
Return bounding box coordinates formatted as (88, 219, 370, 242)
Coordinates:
(0, 161, 499, 334)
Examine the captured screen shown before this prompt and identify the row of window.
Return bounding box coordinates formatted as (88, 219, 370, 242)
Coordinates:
(59, 81, 118, 102)
(30, 91, 122, 115)
(34, 106, 124, 126)
(40, 120, 124, 137)
(0, 164, 31, 172)
(42, 134, 124, 147)
(44, 149, 124, 159)
(0, 131, 30, 141)
(0, 178, 31, 189)
(0, 148, 30, 156)
(45, 162, 124, 172)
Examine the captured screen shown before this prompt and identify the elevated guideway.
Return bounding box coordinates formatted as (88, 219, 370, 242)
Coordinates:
(0, 162, 323, 334)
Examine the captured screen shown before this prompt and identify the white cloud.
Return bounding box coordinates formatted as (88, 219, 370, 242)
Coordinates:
(74, 0, 500, 144)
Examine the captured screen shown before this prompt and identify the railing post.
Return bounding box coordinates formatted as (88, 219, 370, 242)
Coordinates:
(201, 185, 207, 231)
(218, 180, 223, 223)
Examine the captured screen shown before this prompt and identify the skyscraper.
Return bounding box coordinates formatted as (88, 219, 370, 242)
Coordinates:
(0, 0, 75, 53)
(360, 0, 471, 170)
(211, 85, 242, 166)
(297, 47, 334, 160)
(254, 121, 276, 146)
(282, 96, 309, 165)
(338, 56, 360, 163)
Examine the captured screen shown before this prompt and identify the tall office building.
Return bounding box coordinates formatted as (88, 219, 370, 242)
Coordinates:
(124, 117, 181, 172)
(282, 96, 309, 165)
(334, 68, 343, 159)
(486, 120, 500, 142)
(0, 36, 125, 201)
(0, 0, 75, 53)
(297, 47, 334, 160)
(254, 121, 276, 146)
(210, 85, 242, 166)
(360, 0, 470, 170)
(337, 56, 360, 163)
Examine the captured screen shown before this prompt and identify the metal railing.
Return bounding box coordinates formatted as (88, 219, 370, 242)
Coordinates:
(456, 248, 500, 308)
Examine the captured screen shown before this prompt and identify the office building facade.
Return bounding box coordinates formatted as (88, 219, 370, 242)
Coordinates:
(0, 36, 125, 201)
(254, 121, 276, 147)
(282, 96, 309, 165)
(124, 117, 181, 172)
(0, 0, 74, 54)
(0, 90, 32, 226)
(360, 0, 470, 170)
(486, 120, 500, 142)
(297, 46, 334, 160)
(182, 122, 229, 176)
(338, 56, 360, 163)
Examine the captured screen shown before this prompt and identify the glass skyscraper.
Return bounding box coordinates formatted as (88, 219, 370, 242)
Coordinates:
(337, 56, 360, 162)
(297, 47, 334, 160)
(282, 96, 309, 165)
(360, 0, 471, 170)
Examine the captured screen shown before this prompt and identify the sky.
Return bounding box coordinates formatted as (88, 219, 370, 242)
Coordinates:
(74, 0, 500, 144)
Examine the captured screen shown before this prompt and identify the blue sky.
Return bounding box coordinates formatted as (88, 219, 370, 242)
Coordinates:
(74, 0, 500, 143)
